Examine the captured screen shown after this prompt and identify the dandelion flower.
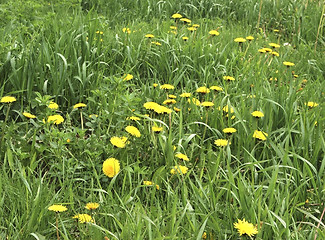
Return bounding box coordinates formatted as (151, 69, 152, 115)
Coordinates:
(127, 116, 140, 121)
(210, 86, 223, 92)
(160, 84, 174, 90)
(258, 48, 267, 53)
(48, 204, 67, 213)
(175, 153, 189, 161)
(153, 83, 158, 88)
(180, 18, 191, 23)
(253, 130, 268, 141)
(125, 126, 141, 137)
(305, 102, 319, 108)
(103, 158, 120, 178)
(201, 101, 214, 107)
(234, 37, 246, 43)
(251, 111, 264, 118)
(196, 86, 210, 94)
(73, 214, 93, 223)
(223, 76, 235, 81)
(145, 34, 154, 38)
(271, 51, 279, 57)
(47, 115, 64, 125)
(151, 41, 162, 46)
(182, 37, 189, 41)
(187, 27, 196, 32)
(152, 126, 163, 133)
(48, 102, 59, 110)
(1, 96, 16, 103)
(214, 139, 230, 146)
(188, 98, 201, 106)
(122, 28, 131, 34)
(168, 94, 177, 99)
(209, 30, 220, 36)
(123, 74, 133, 81)
(223, 128, 237, 134)
(170, 26, 177, 30)
(269, 43, 280, 48)
(23, 112, 36, 119)
(283, 61, 295, 67)
(85, 202, 100, 210)
(171, 13, 182, 19)
(170, 165, 188, 175)
(110, 136, 126, 148)
(234, 219, 258, 237)
(163, 99, 177, 105)
(73, 103, 87, 109)
(174, 107, 181, 112)
(180, 92, 191, 98)
(222, 105, 234, 113)
(246, 36, 254, 41)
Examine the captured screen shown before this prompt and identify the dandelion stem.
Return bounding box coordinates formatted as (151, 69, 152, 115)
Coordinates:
(0, 104, 12, 148)
(80, 110, 84, 130)
(56, 213, 60, 240)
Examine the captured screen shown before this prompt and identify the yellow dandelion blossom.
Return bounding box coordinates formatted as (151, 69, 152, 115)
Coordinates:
(152, 126, 163, 133)
(171, 13, 182, 19)
(73, 103, 87, 109)
(180, 18, 191, 23)
(73, 214, 93, 223)
(170, 165, 188, 175)
(23, 112, 36, 119)
(122, 27, 131, 34)
(283, 61, 295, 67)
(209, 30, 220, 36)
(223, 128, 237, 134)
(251, 111, 264, 118)
(182, 37, 189, 41)
(188, 98, 201, 106)
(1, 96, 16, 103)
(47, 115, 64, 125)
(85, 202, 100, 210)
(110, 136, 126, 148)
(180, 92, 191, 98)
(125, 126, 141, 137)
(196, 86, 210, 94)
(48, 204, 67, 213)
(160, 84, 174, 90)
(123, 74, 134, 81)
(253, 130, 268, 141)
(234, 37, 246, 43)
(103, 158, 120, 178)
(163, 99, 177, 105)
(174, 107, 181, 112)
(175, 153, 189, 161)
(151, 41, 162, 46)
(223, 76, 235, 81)
(127, 116, 140, 121)
(48, 102, 59, 110)
(214, 139, 230, 146)
(234, 219, 258, 237)
(246, 36, 254, 41)
(201, 101, 214, 107)
(145, 34, 154, 38)
(269, 43, 280, 48)
(305, 102, 318, 108)
(210, 86, 223, 91)
(168, 94, 177, 99)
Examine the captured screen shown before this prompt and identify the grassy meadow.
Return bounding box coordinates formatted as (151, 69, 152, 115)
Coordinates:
(0, 0, 325, 239)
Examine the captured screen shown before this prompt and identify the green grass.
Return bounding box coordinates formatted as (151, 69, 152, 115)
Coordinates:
(0, 0, 325, 239)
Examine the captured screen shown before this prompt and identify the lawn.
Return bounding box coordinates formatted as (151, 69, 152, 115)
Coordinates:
(0, 0, 324, 239)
